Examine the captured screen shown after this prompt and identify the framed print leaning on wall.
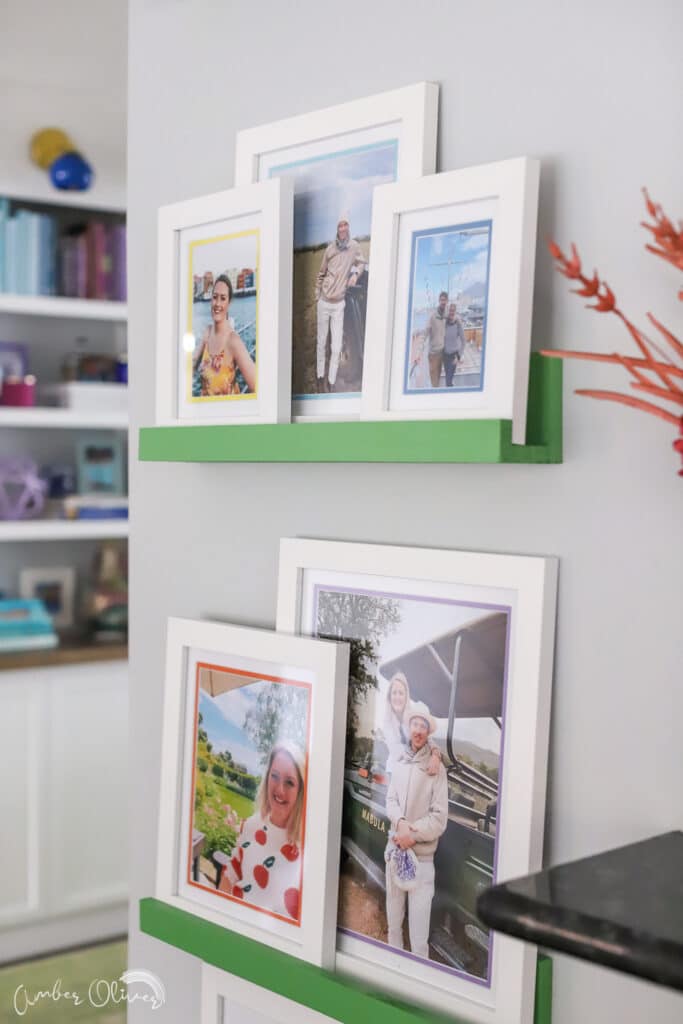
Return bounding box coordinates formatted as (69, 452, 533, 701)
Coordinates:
(235, 82, 439, 422)
(276, 538, 557, 1024)
(201, 965, 335, 1024)
(156, 618, 349, 967)
(361, 158, 540, 445)
(155, 178, 293, 425)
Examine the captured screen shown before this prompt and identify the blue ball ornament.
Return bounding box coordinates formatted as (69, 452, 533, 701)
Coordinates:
(49, 151, 94, 191)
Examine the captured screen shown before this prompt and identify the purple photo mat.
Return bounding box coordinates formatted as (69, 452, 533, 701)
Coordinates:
(310, 579, 514, 990)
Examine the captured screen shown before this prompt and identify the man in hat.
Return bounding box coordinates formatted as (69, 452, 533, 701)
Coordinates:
(385, 701, 448, 959)
(314, 213, 366, 393)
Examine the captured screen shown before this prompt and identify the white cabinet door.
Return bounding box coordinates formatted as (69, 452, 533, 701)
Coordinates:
(46, 660, 129, 914)
(0, 678, 44, 926)
(0, 658, 128, 933)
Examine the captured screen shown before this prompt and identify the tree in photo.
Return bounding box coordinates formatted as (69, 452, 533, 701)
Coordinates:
(315, 591, 400, 747)
(243, 682, 309, 765)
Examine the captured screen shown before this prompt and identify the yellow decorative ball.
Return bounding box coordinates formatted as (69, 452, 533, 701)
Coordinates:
(29, 128, 74, 169)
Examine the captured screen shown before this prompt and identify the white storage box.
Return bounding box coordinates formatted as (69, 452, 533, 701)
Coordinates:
(44, 382, 129, 413)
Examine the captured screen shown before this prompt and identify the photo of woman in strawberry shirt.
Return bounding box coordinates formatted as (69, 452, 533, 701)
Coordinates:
(218, 739, 306, 923)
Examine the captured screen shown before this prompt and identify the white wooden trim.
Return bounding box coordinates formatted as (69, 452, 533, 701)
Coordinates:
(201, 964, 335, 1024)
(0, 519, 128, 542)
(0, 294, 127, 321)
(0, 407, 127, 429)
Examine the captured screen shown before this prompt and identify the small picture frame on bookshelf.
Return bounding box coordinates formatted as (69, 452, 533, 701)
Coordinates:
(0, 341, 29, 385)
(75, 436, 125, 494)
(19, 566, 76, 629)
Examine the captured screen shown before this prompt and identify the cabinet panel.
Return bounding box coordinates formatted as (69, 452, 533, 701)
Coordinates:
(47, 660, 128, 913)
(0, 680, 43, 924)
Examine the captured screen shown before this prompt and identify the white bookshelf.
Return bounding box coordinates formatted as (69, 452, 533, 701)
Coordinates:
(0, 406, 127, 430)
(0, 294, 127, 321)
(0, 519, 129, 542)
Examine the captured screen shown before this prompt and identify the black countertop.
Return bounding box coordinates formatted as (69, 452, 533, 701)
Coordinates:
(477, 831, 683, 991)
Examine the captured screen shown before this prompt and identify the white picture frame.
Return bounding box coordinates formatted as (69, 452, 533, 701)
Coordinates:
(156, 618, 349, 967)
(276, 538, 557, 1024)
(19, 566, 76, 629)
(201, 964, 335, 1024)
(235, 82, 439, 422)
(155, 178, 293, 426)
(361, 158, 540, 445)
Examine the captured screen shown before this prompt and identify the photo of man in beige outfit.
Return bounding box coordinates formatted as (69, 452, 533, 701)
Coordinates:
(315, 213, 366, 392)
(385, 701, 448, 959)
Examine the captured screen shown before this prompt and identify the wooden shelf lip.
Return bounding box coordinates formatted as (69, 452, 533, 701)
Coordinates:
(0, 407, 128, 429)
(0, 642, 128, 672)
(0, 293, 127, 321)
(140, 897, 552, 1024)
(0, 519, 129, 541)
(139, 355, 562, 465)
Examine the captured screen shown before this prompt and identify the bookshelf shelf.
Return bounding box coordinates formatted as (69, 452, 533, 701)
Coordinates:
(0, 293, 127, 321)
(0, 641, 128, 672)
(0, 406, 127, 429)
(0, 519, 129, 542)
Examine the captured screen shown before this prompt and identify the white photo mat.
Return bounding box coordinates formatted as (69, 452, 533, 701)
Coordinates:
(155, 179, 293, 426)
(361, 158, 540, 444)
(275, 538, 557, 1024)
(156, 618, 349, 968)
(235, 82, 439, 422)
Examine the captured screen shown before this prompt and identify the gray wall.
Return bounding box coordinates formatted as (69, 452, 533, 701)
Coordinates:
(127, 2, 683, 1021)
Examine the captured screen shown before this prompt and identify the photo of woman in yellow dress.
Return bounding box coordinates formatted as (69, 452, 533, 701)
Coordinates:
(192, 274, 256, 397)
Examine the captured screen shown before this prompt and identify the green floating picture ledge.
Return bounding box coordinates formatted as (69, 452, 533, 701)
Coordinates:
(139, 897, 552, 1024)
(139, 354, 562, 465)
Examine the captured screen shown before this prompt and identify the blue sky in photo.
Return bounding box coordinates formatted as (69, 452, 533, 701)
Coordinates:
(411, 222, 492, 310)
(270, 140, 398, 248)
(198, 683, 267, 775)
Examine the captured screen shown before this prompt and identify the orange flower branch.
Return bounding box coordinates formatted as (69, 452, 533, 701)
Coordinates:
(541, 189, 683, 474)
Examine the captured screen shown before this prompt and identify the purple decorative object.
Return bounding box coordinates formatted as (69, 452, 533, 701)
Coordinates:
(0, 457, 47, 520)
(385, 842, 419, 892)
(0, 342, 29, 392)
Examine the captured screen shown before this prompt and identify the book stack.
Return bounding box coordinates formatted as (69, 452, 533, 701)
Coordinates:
(63, 495, 129, 520)
(0, 198, 127, 301)
(0, 598, 58, 653)
(0, 200, 57, 296)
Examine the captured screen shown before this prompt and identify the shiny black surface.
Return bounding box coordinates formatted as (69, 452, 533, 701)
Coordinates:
(477, 831, 683, 991)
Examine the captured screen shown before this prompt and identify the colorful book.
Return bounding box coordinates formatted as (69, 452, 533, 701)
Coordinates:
(0, 197, 9, 292)
(0, 598, 56, 638)
(86, 220, 107, 299)
(110, 223, 127, 301)
(0, 633, 58, 653)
